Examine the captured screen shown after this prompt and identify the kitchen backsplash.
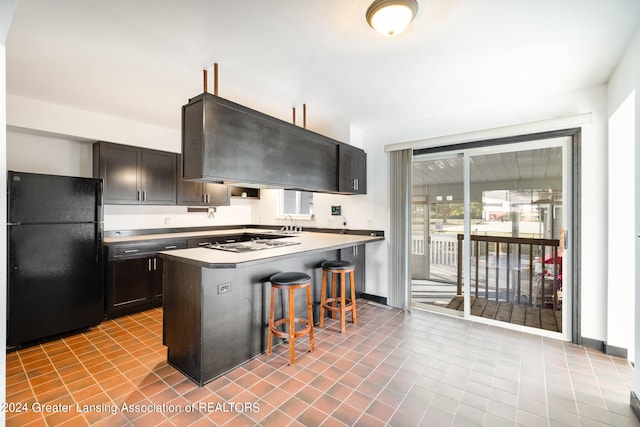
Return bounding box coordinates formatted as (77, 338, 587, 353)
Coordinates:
(103, 201, 253, 231)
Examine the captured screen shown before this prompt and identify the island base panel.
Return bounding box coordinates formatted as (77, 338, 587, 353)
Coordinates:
(163, 249, 341, 385)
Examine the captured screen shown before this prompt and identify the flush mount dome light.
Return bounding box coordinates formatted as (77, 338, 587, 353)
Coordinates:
(366, 0, 418, 37)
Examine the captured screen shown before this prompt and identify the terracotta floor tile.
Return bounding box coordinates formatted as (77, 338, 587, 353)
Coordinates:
(260, 408, 294, 427)
(5, 408, 45, 427)
(3, 301, 636, 426)
(247, 379, 276, 398)
(32, 380, 66, 399)
(105, 381, 136, 402)
(314, 393, 342, 415)
(333, 402, 362, 425)
(205, 405, 240, 425)
(261, 387, 292, 408)
(214, 380, 244, 401)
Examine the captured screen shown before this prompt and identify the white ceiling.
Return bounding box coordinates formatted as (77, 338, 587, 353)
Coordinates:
(6, 0, 640, 145)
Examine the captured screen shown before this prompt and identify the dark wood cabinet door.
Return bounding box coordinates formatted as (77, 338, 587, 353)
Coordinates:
(204, 183, 230, 206)
(352, 149, 367, 194)
(338, 146, 353, 193)
(338, 145, 367, 194)
(107, 257, 153, 317)
(177, 154, 205, 205)
(178, 180, 205, 205)
(96, 143, 141, 204)
(152, 257, 163, 301)
(340, 244, 366, 295)
(177, 182, 229, 206)
(141, 150, 177, 205)
(177, 154, 229, 206)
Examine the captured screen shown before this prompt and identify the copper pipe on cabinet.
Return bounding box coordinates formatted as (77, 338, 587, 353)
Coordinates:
(303, 104, 307, 129)
(213, 63, 219, 96)
(203, 69, 208, 93)
(292, 107, 296, 125)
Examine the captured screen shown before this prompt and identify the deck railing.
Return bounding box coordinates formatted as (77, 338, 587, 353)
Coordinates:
(456, 234, 561, 309)
(412, 234, 458, 265)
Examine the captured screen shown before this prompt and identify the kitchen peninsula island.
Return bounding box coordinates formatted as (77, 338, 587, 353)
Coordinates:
(159, 229, 384, 386)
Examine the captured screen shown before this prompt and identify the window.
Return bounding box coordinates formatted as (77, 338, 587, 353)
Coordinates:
(280, 190, 314, 219)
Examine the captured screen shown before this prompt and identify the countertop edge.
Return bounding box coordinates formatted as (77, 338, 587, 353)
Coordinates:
(104, 227, 384, 244)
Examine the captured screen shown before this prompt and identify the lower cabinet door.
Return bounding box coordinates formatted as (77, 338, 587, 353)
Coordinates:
(340, 244, 366, 295)
(107, 257, 158, 318)
(152, 257, 164, 301)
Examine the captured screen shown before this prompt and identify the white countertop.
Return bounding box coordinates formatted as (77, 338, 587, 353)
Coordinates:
(104, 228, 263, 243)
(155, 229, 383, 268)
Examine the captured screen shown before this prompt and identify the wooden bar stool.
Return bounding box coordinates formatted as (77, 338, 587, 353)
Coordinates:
(319, 260, 357, 333)
(267, 272, 315, 365)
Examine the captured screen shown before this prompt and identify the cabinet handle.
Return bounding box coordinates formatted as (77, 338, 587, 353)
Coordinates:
(207, 194, 211, 204)
(198, 242, 209, 246)
(355, 178, 359, 191)
(164, 245, 177, 249)
(203, 194, 206, 203)
(142, 191, 147, 201)
(353, 245, 358, 256)
(148, 258, 152, 272)
(123, 249, 139, 254)
(153, 258, 157, 271)
(137, 191, 141, 201)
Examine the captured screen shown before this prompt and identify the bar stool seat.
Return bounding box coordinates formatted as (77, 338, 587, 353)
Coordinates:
(319, 260, 357, 333)
(267, 272, 314, 365)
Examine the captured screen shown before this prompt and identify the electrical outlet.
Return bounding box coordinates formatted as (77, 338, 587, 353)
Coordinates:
(331, 205, 342, 216)
(164, 217, 171, 224)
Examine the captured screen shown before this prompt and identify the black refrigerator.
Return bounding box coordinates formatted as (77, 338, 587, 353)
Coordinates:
(7, 171, 103, 348)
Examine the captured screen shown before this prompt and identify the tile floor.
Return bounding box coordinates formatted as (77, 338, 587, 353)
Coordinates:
(4, 301, 638, 426)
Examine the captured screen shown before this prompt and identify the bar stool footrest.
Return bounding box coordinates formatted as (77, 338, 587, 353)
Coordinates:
(271, 318, 313, 339)
(322, 298, 354, 312)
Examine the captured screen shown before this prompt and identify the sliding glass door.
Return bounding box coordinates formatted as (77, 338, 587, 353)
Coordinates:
(411, 137, 571, 338)
(411, 154, 464, 314)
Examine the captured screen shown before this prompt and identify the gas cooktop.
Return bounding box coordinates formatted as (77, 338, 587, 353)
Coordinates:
(206, 239, 301, 253)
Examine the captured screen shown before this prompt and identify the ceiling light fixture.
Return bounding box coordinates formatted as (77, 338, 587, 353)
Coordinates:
(366, 0, 418, 37)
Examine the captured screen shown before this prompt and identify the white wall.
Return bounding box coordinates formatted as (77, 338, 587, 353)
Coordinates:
(607, 93, 635, 359)
(1, 2, 17, 426)
(5, 118, 255, 231)
(364, 84, 610, 346)
(607, 23, 640, 385)
(0, 41, 6, 427)
(8, 94, 180, 152)
(7, 128, 93, 177)
(103, 202, 253, 231)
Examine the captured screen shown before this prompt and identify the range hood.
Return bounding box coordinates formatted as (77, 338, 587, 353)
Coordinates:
(181, 92, 344, 193)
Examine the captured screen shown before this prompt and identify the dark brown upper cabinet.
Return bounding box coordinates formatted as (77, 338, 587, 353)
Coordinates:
(338, 144, 367, 194)
(93, 141, 177, 205)
(177, 154, 230, 206)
